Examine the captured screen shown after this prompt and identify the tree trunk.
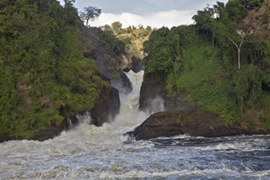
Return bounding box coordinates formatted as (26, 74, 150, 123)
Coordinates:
(226, 33, 244, 70)
(238, 48, 241, 69)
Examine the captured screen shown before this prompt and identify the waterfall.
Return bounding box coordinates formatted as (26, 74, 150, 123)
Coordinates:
(1, 70, 269, 179)
(49, 70, 150, 147)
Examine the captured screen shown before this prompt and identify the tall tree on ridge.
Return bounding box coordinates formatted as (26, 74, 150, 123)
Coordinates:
(80, 6, 101, 26)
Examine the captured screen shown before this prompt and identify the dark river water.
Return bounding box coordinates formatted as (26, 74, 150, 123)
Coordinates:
(1, 71, 269, 179)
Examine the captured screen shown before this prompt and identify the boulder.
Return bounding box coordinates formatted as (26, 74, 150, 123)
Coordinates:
(90, 85, 120, 126)
(137, 72, 268, 140)
(131, 110, 267, 140)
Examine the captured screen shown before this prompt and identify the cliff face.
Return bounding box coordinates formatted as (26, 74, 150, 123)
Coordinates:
(137, 70, 269, 140)
(81, 27, 133, 94)
(135, 0, 270, 140)
(90, 85, 120, 126)
(139, 73, 195, 113)
(241, 0, 270, 37)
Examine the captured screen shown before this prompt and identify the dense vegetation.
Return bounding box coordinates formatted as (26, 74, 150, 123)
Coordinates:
(0, 0, 108, 138)
(144, 0, 270, 126)
(102, 22, 152, 57)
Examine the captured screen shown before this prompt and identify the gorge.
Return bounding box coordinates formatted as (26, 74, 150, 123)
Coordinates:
(1, 70, 270, 179)
(1, 0, 270, 179)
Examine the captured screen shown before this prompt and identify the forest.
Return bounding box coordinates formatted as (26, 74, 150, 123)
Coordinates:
(144, 0, 270, 127)
(0, 0, 109, 138)
(0, 0, 152, 139)
(1, 0, 270, 140)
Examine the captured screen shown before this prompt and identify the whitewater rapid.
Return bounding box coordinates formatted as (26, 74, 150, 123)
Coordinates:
(0, 70, 270, 179)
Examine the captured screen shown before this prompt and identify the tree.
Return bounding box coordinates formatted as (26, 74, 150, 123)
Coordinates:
(64, 0, 75, 5)
(225, 30, 246, 69)
(111, 21, 122, 34)
(80, 6, 101, 26)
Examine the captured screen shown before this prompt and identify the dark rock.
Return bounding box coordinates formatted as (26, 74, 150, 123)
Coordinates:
(90, 85, 120, 126)
(0, 135, 7, 142)
(1, 85, 120, 142)
(0, 134, 18, 142)
(139, 73, 166, 113)
(139, 72, 194, 113)
(30, 113, 79, 141)
(131, 56, 144, 73)
(110, 72, 132, 94)
(131, 110, 267, 140)
(0, 113, 80, 143)
(31, 126, 63, 141)
(89, 38, 132, 94)
(137, 72, 269, 140)
(81, 27, 132, 94)
(122, 56, 144, 73)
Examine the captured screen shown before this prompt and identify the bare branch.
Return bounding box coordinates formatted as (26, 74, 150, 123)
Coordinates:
(225, 35, 239, 49)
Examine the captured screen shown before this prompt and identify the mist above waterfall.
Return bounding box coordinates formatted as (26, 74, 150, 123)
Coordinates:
(143, 96, 165, 115)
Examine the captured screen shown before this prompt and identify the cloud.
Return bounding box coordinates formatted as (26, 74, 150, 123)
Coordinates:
(90, 10, 195, 28)
(71, 0, 228, 15)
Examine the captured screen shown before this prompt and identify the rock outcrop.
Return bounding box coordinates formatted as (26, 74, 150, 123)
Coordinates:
(139, 73, 195, 113)
(139, 73, 166, 113)
(90, 85, 120, 126)
(30, 114, 79, 141)
(137, 72, 268, 140)
(0, 112, 80, 142)
(110, 72, 132, 94)
(81, 28, 133, 94)
(130, 56, 144, 73)
(124, 56, 144, 73)
(0, 80, 120, 143)
(30, 85, 120, 140)
(131, 110, 268, 140)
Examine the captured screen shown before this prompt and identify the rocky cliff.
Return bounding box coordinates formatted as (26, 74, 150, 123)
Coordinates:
(139, 73, 195, 113)
(136, 70, 269, 140)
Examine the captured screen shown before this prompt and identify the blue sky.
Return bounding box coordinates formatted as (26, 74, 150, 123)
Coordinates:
(59, 0, 228, 28)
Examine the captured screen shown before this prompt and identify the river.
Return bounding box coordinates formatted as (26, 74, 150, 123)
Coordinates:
(0, 70, 270, 179)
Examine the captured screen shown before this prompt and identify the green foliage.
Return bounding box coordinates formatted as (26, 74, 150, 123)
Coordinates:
(144, 27, 181, 74)
(0, 61, 18, 134)
(144, 0, 270, 124)
(102, 22, 152, 57)
(0, 0, 106, 137)
(80, 6, 101, 26)
(260, 92, 270, 130)
(90, 27, 126, 56)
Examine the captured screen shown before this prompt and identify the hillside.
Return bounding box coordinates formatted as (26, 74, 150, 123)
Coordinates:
(0, 0, 128, 141)
(242, 0, 270, 37)
(102, 22, 152, 58)
(139, 0, 270, 136)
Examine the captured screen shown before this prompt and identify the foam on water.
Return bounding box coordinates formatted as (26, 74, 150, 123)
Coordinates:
(0, 70, 270, 179)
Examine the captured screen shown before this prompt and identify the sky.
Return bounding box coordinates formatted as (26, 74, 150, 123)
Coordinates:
(59, 0, 228, 28)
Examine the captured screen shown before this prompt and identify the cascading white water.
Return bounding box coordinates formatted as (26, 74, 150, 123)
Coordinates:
(0, 70, 270, 179)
